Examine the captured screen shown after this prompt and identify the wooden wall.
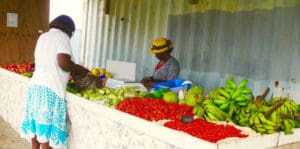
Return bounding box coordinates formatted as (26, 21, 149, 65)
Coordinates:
(0, 0, 49, 65)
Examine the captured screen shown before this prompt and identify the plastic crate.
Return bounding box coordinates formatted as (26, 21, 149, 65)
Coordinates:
(154, 78, 191, 93)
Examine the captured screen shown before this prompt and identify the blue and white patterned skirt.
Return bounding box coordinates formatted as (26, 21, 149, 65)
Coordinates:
(21, 85, 68, 149)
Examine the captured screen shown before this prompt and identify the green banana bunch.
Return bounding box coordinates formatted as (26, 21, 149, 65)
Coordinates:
(234, 102, 281, 134)
(270, 97, 298, 113)
(234, 92, 299, 135)
(235, 107, 251, 127)
(193, 105, 205, 117)
(207, 78, 253, 124)
(213, 78, 253, 114)
(266, 97, 299, 134)
(282, 119, 296, 134)
(203, 100, 230, 122)
(250, 112, 278, 134)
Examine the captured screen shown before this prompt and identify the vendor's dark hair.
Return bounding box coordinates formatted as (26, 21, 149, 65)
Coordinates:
(49, 15, 75, 37)
(168, 48, 174, 54)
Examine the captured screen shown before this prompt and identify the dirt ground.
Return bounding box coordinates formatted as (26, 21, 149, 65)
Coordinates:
(0, 116, 31, 149)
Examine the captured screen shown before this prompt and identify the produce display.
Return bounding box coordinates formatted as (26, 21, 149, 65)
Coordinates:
(187, 78, 300, 135)
(116, 97, 194, 121)
(2, 62, 300, 144)
(90, 67, 112, 79)
(71, 86, 147, 108)
(164, 119, 247, 143)
(1, 62, 34, 77)
(116, 97, 248, 143)
(240, 97, 299, 134)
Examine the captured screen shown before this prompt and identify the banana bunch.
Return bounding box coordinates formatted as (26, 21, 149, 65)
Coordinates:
(271, 97, 299, 114)
(235, 103, 278, 134)
(212, 78, 253, 117)
(269, 97, 299, 134)
(202, 100, 230, 122)
(193, 105, 205, 117)
(250, 112, 279, 134)
(235, 103, 256, 127)
(281, 119, 296, 134)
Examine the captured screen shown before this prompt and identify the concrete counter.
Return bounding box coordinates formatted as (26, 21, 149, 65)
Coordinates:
(0, 68, 299, 149)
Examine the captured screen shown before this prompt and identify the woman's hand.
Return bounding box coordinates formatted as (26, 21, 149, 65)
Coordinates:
(141, 76, 151, 83)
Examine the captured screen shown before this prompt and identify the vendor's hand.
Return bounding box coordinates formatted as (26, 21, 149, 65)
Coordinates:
(143, 81, 154, 88)
(140, 77, 154, 88)
(141, 77, 150, 82)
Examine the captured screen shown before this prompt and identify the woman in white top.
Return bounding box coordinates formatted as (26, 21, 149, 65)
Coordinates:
(21, 15, 89, 149)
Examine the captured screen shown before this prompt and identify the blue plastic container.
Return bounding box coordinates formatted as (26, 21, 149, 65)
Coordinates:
(153, 78, 191, 93)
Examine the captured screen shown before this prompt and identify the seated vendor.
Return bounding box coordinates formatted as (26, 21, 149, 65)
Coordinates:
(140, 37, 180, 88)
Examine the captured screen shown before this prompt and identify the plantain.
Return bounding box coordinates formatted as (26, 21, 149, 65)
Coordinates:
(237, 79, 248, 89)
(258, 113, 276, 127)
(283, 119, 294, 134)
(225, 79, 237, 89)
(262, 124, 276, 131)
(240, 94, 252, 101)
(193, 106, 199, 114)
(237, 101, 248, 107)
(255, 127, 266, 133)
(235, 95, 247, 102)
(253, 113, 261, 124)
(219, 102, 230, 111)
(193, 106, 205, 116)
(228, 102, 236, 117)
(205, 103, 228, 121)
(217, 88, 231, 98)
(231, 87, 244, 99)
(241, 88, 252, 94)
(213, 96, 228, 105)
(206, 111, 222, 121)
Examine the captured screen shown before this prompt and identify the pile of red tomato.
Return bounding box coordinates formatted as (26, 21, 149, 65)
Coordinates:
(1, 62, 34, 77)
(117, 97, 248, 143)
(116, 97, 194, 121)
(165, 119, 248, 143)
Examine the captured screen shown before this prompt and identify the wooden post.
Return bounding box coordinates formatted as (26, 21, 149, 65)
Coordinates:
(104, 0, 110, 15)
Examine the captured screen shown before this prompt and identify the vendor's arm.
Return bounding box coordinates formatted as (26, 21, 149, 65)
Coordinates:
(57, 53, 89, 75)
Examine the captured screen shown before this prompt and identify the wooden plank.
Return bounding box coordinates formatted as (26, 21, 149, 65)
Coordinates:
(0, 0, 49, 65)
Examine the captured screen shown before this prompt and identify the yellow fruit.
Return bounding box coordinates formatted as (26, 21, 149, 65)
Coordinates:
(99, 68, 106, 74)
(90, 68, 100, 76)
(105, 72, 113, 78)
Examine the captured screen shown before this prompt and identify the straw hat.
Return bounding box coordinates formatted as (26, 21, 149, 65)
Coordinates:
(150, 37, 174, 54)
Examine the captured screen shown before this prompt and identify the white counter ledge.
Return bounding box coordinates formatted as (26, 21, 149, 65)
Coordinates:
(0, 68, 299, 149)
